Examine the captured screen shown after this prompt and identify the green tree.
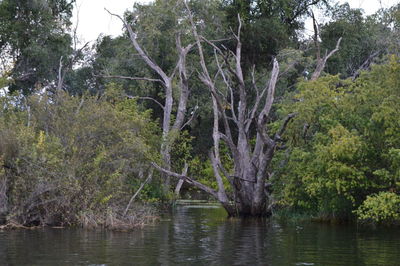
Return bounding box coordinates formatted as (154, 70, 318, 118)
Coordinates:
(0, 0, 75, 94)
(277, 56, 400, 220)
(319, 3, 391, 78)
(223, 0, 328, 70)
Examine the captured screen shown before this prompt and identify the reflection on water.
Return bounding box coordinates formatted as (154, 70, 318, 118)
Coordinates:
(1, 205, 399, 265)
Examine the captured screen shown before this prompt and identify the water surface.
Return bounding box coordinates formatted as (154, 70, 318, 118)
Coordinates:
(1, 205, 399, 265)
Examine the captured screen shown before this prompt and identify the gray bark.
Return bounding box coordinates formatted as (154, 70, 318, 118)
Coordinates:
(106, 10, 193, 193)
(0, 176, 7, 217)
(174, 162, 188, 196)
(310, 12, 342, 81)
(148, 4, 339, 217)
(183, 5, 292, 217)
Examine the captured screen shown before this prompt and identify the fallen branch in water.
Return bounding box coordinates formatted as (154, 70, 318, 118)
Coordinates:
(123, 169, 153, 217)
(0, 222, 39, 230)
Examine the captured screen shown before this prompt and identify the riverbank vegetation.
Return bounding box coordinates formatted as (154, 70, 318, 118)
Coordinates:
(1, 0, 400, 227)
(0, 88, 160, 228)
(275, 57, 400, 225)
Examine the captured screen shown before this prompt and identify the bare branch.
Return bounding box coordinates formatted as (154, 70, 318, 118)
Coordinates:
(171, 34, 195, 80)
(152, 162, 218, 198)
(95, 74, 163, 84)
(259, 58, 280, 121)
(236, 14, 242, 40)
(311, 10, 321, 61)
(326, 37, 342, 60)
(251, 59, 279, 160)
(57, 56, 64, 91)
(311, 37, 342, 80)
(255, 122, 274, 146)
(125, 95, 165, 110)
(213, 49, 238, 122)
(105, 8, 170, 86)
(171, 34, 193, 132)
(186, 2, 235, 148)
(209, 150, 230, 202)
(245, 65, 271, 132)
(75, 97, 85, 115)
(309, 11, 342, 81)
(351, 50, 380, 80)
(123, 169, 153, 217)
(174, 162, 188, 196)
(274, 113, 297, 141)
(278, 59, 299, 79)
(180, 106, 198, 130)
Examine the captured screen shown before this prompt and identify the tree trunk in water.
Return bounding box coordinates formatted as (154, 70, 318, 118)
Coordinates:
(151, 4, 338, 218)
(174, 163, 188, 196)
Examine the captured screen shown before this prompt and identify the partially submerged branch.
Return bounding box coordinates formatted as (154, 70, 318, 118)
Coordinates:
(151, 162, 218, 198)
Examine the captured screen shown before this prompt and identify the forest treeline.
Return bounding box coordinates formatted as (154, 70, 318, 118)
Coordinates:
(0, 0, 400, 227)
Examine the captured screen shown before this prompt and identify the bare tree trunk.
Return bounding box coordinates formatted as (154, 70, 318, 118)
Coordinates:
(174, 162, 188, 196)
(106, 10, 193, 194)
(310, 11, 342, 80)
(125, 4, 337, 217)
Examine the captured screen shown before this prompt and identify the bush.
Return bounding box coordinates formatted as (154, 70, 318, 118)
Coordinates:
(0, 88, 160, 228)
(355, 192, 400, 225)
(277, 58, 400, 220)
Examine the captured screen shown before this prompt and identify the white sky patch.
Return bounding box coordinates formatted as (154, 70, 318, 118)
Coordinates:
(73, 0, 399, 45)
(72, 0, 151, 45)
(303, 0, 399, 39)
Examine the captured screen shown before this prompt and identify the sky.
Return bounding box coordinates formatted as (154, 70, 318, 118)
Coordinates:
(72, 0, 400, 45)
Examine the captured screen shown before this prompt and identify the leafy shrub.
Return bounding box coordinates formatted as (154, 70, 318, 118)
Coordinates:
(355, 192, 400, 224)
(0, 88, 159, 227)
(276, 58, 400, 221)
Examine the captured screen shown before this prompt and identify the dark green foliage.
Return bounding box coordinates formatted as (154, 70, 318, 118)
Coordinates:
(0, 0, 75, 94)
(319, 3, 392, 77)
(222, 0, 328, 70)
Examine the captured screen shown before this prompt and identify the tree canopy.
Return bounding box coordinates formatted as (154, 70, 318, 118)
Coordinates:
(0, 0, 75, 94)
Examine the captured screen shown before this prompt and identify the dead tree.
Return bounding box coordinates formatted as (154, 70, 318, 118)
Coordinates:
(310, 11, 342, 81)
(153, 3, 292, 216)
(106, 10, 195, 191)
(153, 3, 341, 217)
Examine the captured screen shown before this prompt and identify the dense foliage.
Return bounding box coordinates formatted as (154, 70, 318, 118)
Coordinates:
(0, 0, 76, 94)
(1, 0, 400, 225)
(276, 56, 400, 223)
(0, 89, 159, 227)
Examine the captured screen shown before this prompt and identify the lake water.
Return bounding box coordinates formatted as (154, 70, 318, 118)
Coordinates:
(1, 205, 399, 265)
